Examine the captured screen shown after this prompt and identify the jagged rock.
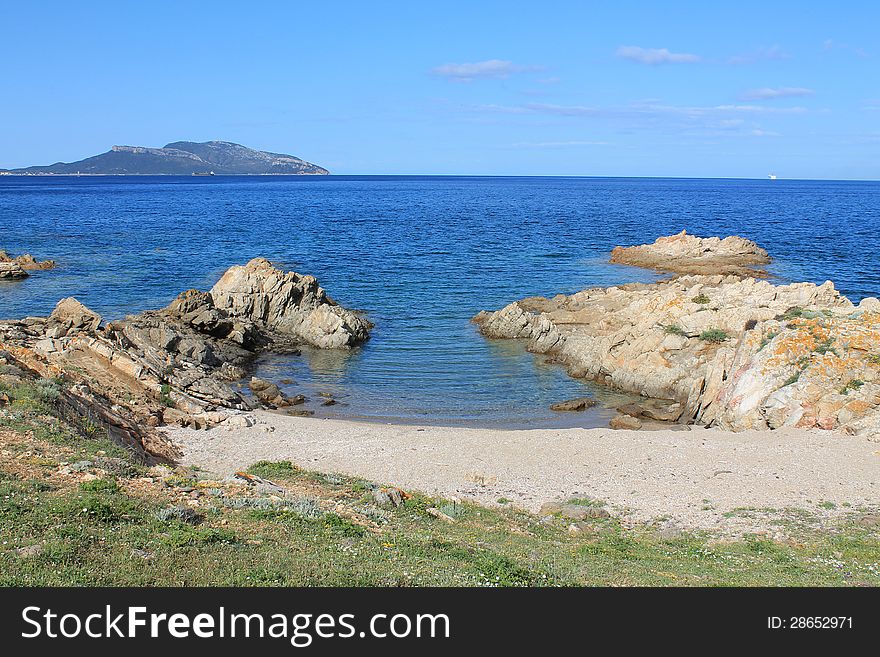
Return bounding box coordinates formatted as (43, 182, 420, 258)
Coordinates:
(248, 376, 296, 408)
(610, 230, 770, 277)
(550, 397, 596, 412)
(210, 258, 372, 349)
(49, 298, 102, 333)
(0, 250, 55, 272)
(475, 271, 880, 438)
(0, 262, 28, 280)
(0, 258, 370, 459)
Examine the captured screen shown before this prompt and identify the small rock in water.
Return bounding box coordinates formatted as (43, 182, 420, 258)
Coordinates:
(550, 397, 597, 412)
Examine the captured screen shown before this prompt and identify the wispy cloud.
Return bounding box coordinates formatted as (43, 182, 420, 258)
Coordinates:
(431, 59, 538, 81)
(512, 101, 806, 118)
(464, 101, 799, 139)
(615, 46, 700, 65)
(507, 140, 609, 148)
(740, 87, 815, 101)
(727, 45, 790, 65)
(822, 39, 869, 58)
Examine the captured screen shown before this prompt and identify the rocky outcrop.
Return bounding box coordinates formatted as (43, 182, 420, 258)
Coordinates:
(0, 259, 371, 458)
(475, 275, 880, 438)
(0, 250, 56, 272)
(211, 258, 372, 349)
(0, 262, 28, 280)
(610, 230, 770, 277)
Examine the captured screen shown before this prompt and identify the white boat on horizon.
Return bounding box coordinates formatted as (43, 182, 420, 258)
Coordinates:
(768, 174, 777, 180)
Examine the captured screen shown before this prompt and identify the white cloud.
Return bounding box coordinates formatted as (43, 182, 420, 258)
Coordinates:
(750, 129, 782, 137)
(431, 59, 537, 81)
(740, 87, 815, 101)
(727, 45, 790, 65)
(508, 140, 609, 148)
(615, 46, 700, 65)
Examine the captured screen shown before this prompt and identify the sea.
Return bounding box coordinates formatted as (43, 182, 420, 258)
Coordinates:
(2, 175, 878, 427)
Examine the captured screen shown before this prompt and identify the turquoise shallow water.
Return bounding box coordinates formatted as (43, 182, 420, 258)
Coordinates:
(1, 175, 878, 426)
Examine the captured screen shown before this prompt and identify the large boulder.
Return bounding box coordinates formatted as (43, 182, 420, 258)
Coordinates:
(210, 258, 371, 349)
(49, 297, 103, 333)
(0, 262, 28, 280)
(610, 230, 770, 277)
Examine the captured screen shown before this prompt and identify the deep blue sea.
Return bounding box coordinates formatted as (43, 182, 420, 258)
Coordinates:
(2, 176, 879, 427)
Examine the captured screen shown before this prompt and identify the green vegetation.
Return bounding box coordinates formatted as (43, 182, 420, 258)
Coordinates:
(247, 460, 299, 478)
(758, 330, 779, 351)
(691, 294, 710, 305)
(2, 379, 880, 587)
(813, 336, 838, 356)
(663, 324, 686, 336)
(159, 383, 174, 408)
(840, 379, 864, 395)
(868, 354, 880, 366)
(783, 370, 802, 387)
(699, 328, 729, 343)
(567, 497, 605, 507)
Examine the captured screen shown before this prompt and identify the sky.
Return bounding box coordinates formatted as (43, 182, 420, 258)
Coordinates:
(1, 1, 878, 178)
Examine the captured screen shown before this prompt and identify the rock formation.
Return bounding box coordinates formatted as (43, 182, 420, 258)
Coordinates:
(0, 262, 28, 280)
(475, 274, 880, 438)
(0, 259, 370, 458)
(610, 230, 770, 277)
(0, 250, 56, 279)
(210, 258, 371, 349)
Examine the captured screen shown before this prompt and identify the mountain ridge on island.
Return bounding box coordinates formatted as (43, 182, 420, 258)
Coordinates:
(2, 140, 329, 175)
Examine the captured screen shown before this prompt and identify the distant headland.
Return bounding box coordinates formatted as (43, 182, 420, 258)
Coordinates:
(0, 140, 329, 176)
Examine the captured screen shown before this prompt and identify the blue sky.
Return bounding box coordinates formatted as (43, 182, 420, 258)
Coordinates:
(1, 1, 877, 178)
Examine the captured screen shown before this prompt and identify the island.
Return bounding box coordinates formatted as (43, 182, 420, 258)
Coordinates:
(1, 140, 329, 176)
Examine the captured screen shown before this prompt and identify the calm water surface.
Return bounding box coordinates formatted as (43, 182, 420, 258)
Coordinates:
(2, 176, 878, 426)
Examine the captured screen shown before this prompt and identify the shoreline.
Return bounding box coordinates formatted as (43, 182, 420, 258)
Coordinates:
(170, 412, 880, 535)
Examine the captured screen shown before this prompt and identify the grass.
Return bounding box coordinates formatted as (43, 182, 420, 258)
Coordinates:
(663, 324, 686, 336)
(691, 294, 710, 305)
(567, 497, 605, 507)
(868, 354, 880, 366)
(840, 379, 864, 395)
(699, 328, 729, 343)
(159, 384, 174, 408)
(2, 379, 880, 586)
(247, 460, 299, 478)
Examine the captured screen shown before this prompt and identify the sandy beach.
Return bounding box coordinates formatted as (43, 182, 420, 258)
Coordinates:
(171, 412, 879, 534)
